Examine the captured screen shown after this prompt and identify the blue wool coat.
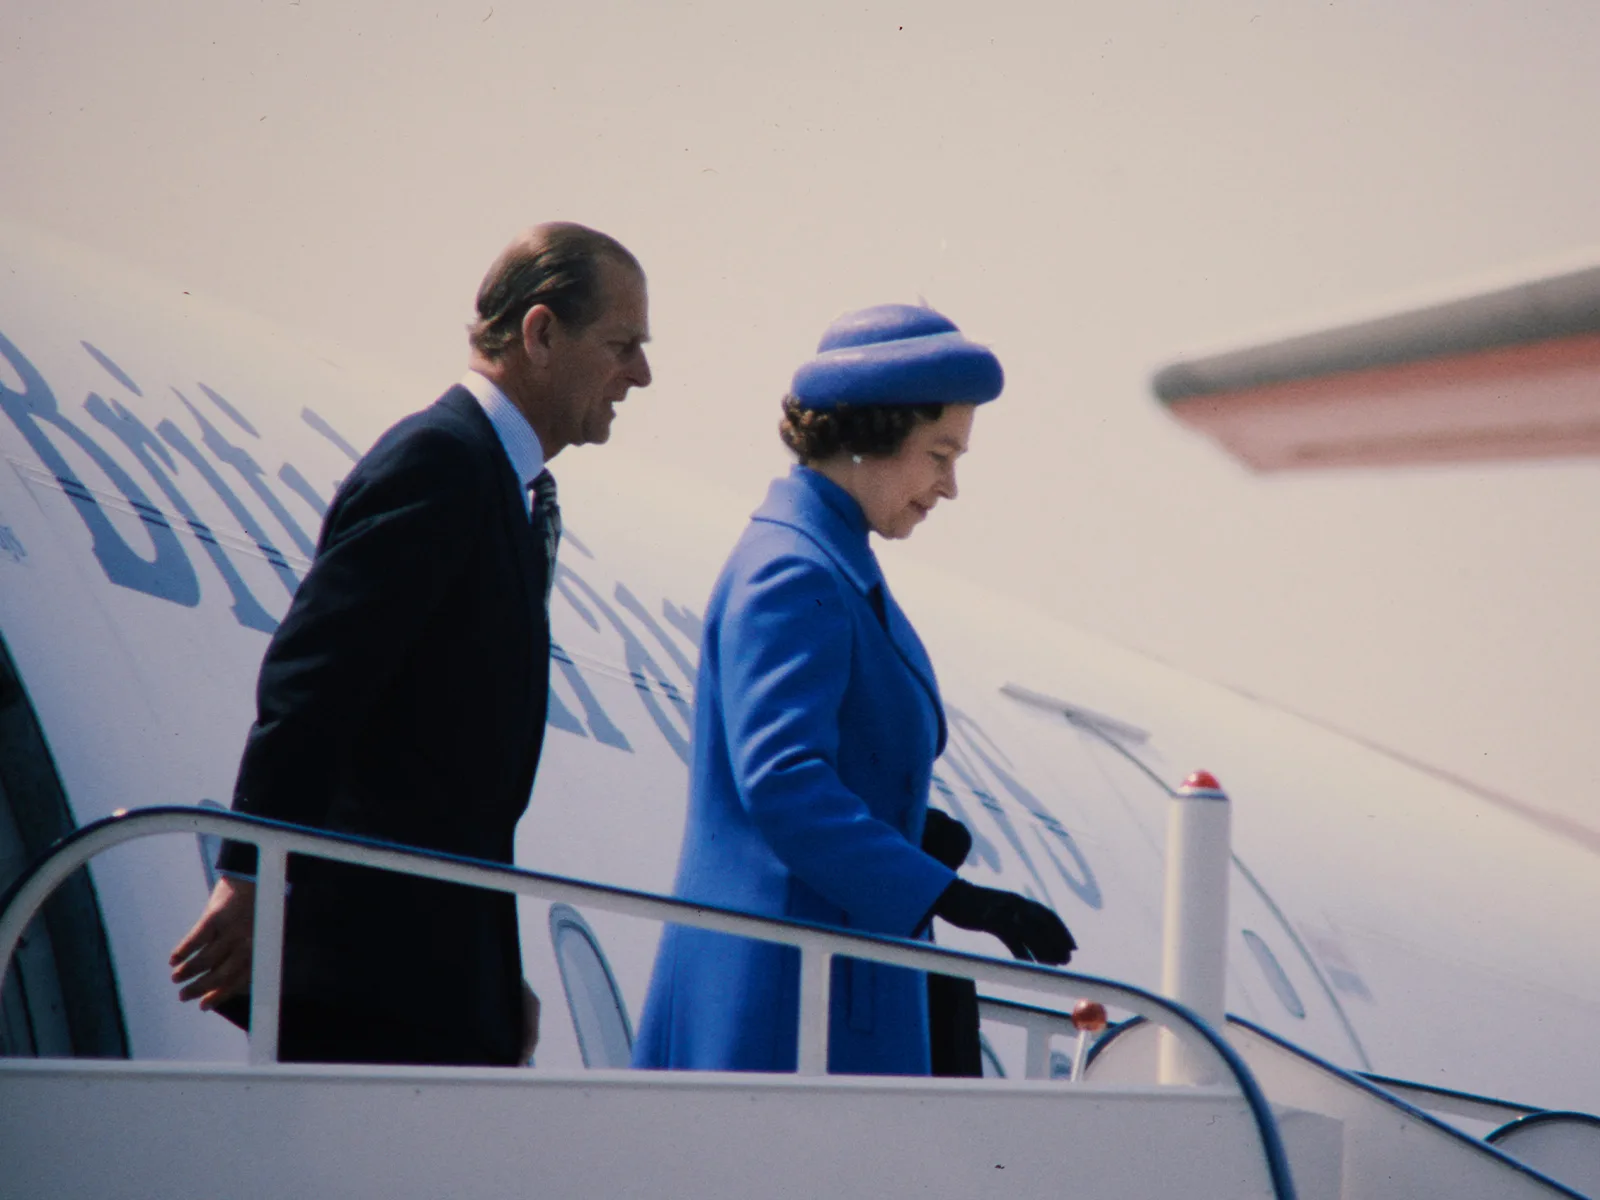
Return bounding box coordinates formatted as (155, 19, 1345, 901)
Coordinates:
(632, 466, 957, 1076)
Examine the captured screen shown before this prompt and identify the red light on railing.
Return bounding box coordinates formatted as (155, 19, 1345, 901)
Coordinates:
(1072, 999, 1108, 1033)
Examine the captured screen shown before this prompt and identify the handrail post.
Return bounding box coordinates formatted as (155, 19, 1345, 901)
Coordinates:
(1024, 1022, 1051, 1080)
(796, 943, 831, 1076)
(247, 842, 288, 1066)
(1160, 771, 1232, 1085)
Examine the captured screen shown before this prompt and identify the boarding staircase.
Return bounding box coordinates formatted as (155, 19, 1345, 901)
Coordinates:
(1, 807, 1596, 1200)
(988, 999, 1600, 1199)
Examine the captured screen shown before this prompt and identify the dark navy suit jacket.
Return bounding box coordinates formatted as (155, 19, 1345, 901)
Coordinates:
(633, 466, 956, 1075)
(218, 386, 548, 1065)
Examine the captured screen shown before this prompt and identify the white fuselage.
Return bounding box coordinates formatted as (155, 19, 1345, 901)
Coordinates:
(0, 220, 1595, 1116)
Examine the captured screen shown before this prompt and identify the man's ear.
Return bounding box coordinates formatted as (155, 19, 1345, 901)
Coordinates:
(520, 304, 557, 367)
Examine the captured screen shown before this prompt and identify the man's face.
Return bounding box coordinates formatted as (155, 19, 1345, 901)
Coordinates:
(544, 259, 652, 449)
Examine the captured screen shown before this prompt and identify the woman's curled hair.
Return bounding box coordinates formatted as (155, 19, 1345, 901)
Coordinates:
(779, 396, 944, 463)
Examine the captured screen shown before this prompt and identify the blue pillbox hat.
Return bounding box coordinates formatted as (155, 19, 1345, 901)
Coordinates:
(790, 304, 1004, 410)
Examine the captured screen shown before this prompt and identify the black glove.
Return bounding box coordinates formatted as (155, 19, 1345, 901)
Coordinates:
(921, 809, 972, 870)
(932, 879, 1076, 965)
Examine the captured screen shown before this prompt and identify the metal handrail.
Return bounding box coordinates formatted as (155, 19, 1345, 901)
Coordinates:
(1356, 1071, 1544, 1124)
(0, 806, 1298, 1200)
(1488, 1110, 1600, 1145)
(1226, 1016, 1589, 1200)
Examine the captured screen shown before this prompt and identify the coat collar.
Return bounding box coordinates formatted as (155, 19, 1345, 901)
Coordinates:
(751, 466, 883, 596)
(753, 466, 946, 753)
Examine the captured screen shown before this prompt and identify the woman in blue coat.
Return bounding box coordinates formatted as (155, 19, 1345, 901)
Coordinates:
(632, 304, 1075, 1076)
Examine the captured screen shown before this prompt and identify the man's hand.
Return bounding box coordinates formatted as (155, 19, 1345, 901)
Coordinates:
(520, 979, 541, 1064)
(169, 876, 256, 1010)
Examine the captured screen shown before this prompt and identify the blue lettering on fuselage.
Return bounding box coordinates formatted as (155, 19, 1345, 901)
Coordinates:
(196, 382, 261, 440)
(300, 407, 361, 462)
(177, 390, 316, 559)
(84, 392, 278, 632)
(555, 567, 694, 764)
(0, 324, 1107, 915)
(0, 331, 199, 607)
(947, 708, 1104, 910)
(549, 638, 634, 752)
(0, 326, 678, 760)
(928, 708, 1105, 913)
(275, 462, 330, 518)
(929, 771, 1003, 871)
(81, 341, 143, 397)
(157, 400, 302, 593)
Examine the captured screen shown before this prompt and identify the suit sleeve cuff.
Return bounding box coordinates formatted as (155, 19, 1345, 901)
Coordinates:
(214, 839, 258, 876)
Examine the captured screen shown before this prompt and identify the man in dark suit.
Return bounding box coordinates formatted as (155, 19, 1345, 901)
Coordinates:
(168, 222, 652, 1066)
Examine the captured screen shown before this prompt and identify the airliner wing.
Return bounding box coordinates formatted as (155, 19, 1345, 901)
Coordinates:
(1153, 263, 1600, 470)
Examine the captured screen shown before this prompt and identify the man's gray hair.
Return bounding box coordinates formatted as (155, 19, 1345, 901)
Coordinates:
(468, 222, 641, 358)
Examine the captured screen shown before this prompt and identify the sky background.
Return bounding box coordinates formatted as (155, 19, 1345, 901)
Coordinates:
(4, 0, 1598, 840)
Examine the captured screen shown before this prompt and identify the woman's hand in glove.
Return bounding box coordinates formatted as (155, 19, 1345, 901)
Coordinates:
(921, 808, 973, 870)
(932, 879, 1076, 965)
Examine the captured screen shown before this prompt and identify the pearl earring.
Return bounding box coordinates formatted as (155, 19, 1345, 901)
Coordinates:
(851, 454, 863, 465)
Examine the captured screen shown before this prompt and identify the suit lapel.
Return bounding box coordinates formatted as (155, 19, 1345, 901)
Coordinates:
(442, 387, 545, 633)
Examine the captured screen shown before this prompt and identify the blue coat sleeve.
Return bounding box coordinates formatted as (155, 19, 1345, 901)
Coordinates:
(720, 551, 955, 935)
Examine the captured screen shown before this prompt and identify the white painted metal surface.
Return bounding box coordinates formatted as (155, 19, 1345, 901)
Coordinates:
(796, 945, 832, 1077)
(1224, 1021, 1586, 1200)
(1489, 1117, 1600, 1198)
(1081, 1016, 1588, 1199)
(0, 1061, 1277, 1200)
(1160, 774, 1232, 1085)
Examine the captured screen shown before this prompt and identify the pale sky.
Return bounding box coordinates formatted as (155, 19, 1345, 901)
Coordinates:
(4, 0, 1599, 837)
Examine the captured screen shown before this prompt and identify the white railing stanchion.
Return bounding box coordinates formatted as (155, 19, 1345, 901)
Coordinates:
(1024, 1024, 1051, 1080)
(1159, 771, 1232, 1086)
(796, 943, 831, 1076)
(247, 843, 288, 1066)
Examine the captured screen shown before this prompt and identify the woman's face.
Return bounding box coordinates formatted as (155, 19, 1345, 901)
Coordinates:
(847, 403, 977, 540)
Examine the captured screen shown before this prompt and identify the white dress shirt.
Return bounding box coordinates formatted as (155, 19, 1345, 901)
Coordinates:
(459, 370, 545, 515)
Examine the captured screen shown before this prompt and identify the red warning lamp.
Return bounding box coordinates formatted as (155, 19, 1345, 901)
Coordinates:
(1071, 999, 1108, 1033)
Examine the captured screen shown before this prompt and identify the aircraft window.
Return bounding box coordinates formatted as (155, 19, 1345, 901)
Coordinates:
(0, 634, 126, 1056)
(979, 1033, 1006, 1079)
(548, 904, 633, 1068)
(1241, 929, 1306, 1019)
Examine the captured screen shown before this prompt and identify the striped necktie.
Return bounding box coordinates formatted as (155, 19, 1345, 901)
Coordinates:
(529, 469, 561, 605)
